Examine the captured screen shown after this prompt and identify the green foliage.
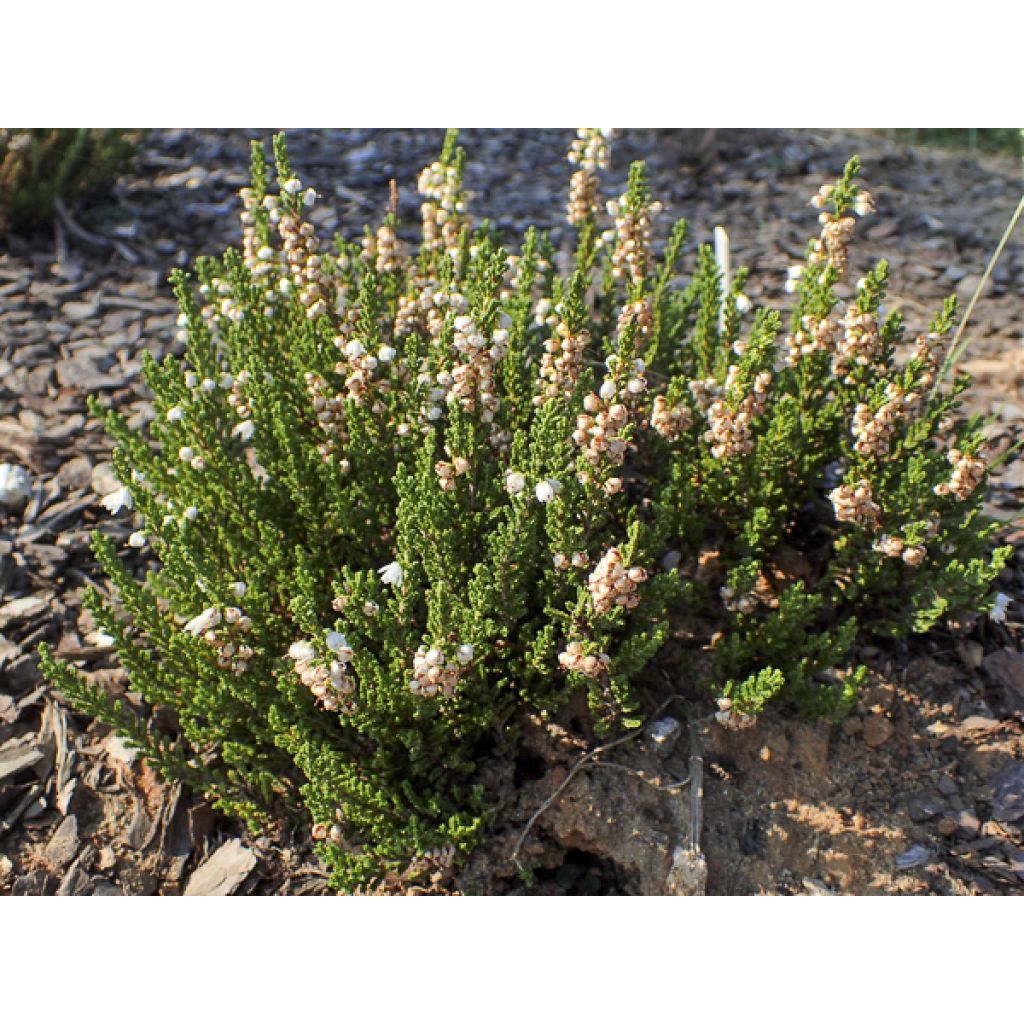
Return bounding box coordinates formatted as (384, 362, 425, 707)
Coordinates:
(886, 128, 1023, 158)
(41, 129, 1008, 889)
(0, 128, 141, 233)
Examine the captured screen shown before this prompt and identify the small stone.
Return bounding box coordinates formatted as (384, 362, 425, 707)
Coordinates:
(92, 881, 124, 896)
(862, 714, 894, 747)
(1008, 847, 1024, 879)
(0, 463, 33, 511)
(957, 640, 984, 670)
(984, 648, 1024, 713)
(955, 273, 990, 303)
(953, 808, 980, 836)
(90, 462, 121, 497)
(646, 717, 682, 756)
(97, 846, 117, 872)
(58, 455, 94, 490)
(990, 763, 1024, 823)
(937, 775, 959, 797)
(895, 844, 934, 869)
(906, 793, 945, 822)
(937, 817, 958, 837)
(801, 877, 835, 896)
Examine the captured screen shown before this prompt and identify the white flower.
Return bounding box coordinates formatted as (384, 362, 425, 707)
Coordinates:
(784, 265, 803, 294)
(201, 377, 217, 392)
(505, 470, 526, 496)
(179, 446, 195, 462)
(282, 178, 302, 195)
(230, 581, 247, 599)
(990, 592, 1012, 624)
(735, 293, 752, 314)
(599, 379, 617, 402)
(94, 629, 116, 648)
(127, 531, 147, 549)
(535, 479, 562, 503)
(378, 345, 396, 363)
(378, 561, 404, 587)
(325, 631, 349, 653)
(288, 640, 316, 662)
(184, 606, 221, 636)
(456, 644, 474, 665)
(232, 420, 255, 442)
(303, 187, 317, 207)
(100, 486, 134, 515)
(166, 406, 184, 423)
(184, 371, 199, 388)
(183, 506, 199, 521)
(345, 340, 366, 359)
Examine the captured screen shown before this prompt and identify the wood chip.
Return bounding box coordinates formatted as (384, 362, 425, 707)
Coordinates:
(44, 814, 79, 871)
(984, 648, 1024, 715)
(184, 838, 258, 896)
(0, 594, 49, 629)
(0, 744, 44, 784)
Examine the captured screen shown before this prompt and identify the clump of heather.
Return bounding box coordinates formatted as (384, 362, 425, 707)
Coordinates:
(42, 129, 1008, 889)
(0, 128, 140, 233)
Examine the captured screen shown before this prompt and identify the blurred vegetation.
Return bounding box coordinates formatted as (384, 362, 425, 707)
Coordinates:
(887, 129, 1022, 158)
(0, 128, 142, 234)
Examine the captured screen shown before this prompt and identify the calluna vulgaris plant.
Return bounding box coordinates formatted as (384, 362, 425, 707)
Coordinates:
(0, 128, 140, 234)
(41, 130, 1009, 889)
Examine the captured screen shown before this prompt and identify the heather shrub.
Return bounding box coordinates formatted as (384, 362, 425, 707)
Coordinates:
(41, 130, 1008, 888)
(0, 128, 140, 234)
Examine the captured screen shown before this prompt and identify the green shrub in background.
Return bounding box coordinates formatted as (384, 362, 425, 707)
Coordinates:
(0, 128, 141, 234)
(41, 130, 1009, 889)
(887, 128, 1023, 158)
